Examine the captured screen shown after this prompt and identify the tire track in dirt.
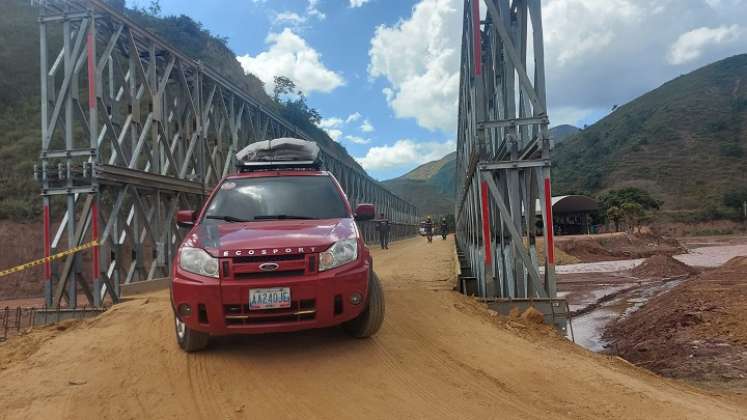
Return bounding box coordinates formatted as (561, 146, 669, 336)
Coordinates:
(0, 235, 746, 419)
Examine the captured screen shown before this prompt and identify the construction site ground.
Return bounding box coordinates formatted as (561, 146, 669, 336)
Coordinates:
(1, 236, 746, 419)
(604, 256, 747, 391)
(556, 234, 747, 393)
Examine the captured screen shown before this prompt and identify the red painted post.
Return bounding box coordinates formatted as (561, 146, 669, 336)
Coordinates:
(472, 0, 482, 75)
(543, 177, 555, 264)
(480, 181, 491, 266)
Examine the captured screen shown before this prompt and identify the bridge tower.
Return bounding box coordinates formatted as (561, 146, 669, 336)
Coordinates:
(455, 0, 565, 322)
(35, 0, 417, 309)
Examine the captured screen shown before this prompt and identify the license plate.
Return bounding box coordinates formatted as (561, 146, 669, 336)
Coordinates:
(249, 287, 291, 310)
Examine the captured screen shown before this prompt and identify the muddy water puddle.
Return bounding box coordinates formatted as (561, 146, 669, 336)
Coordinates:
(568, 279, 685, 352)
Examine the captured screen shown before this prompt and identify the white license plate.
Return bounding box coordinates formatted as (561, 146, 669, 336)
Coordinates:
(249, 287, 291, 310)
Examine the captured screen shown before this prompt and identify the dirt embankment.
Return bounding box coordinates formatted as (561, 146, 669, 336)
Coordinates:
(606, 257, 747, 390)
(0, 221, 44, 300)
(1, 236, 746, 419)
(556, 232, 685, 263)
(631, 255, 700, 279)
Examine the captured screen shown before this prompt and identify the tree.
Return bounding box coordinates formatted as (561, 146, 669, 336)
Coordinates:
(273, 75, 297, 102)
(598, 187, 659, 212)
(621, 202, 644, 233)
(283, 92, 322, 126)
(607, 206, 623, 232)
(147, 0, 161, 16)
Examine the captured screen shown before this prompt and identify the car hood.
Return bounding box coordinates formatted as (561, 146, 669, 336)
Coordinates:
(183, 218, 357, 257)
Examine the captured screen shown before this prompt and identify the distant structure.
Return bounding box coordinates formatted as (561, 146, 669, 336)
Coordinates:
(536, 196, 599, 235)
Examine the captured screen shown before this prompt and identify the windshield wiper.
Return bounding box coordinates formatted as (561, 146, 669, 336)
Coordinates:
(253, 215, 316, 220)
(205, 215, 252, 223)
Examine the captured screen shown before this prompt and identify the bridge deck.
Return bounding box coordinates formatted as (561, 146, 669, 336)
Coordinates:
(0, 236, 744, 419)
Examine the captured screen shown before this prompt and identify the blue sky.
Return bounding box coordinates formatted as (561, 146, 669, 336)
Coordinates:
(128, 0, 747, 180)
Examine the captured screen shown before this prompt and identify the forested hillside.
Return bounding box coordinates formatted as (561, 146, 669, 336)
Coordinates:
(553, 54, 747, 217)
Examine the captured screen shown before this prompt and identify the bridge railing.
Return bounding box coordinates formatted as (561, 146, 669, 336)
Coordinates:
(35, 0, 418, 308)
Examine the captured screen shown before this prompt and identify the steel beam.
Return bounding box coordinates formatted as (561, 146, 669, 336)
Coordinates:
(455, 0, 556, 301)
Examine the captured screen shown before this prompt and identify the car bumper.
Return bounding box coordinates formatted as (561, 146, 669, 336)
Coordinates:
(171, 259, 370, 335)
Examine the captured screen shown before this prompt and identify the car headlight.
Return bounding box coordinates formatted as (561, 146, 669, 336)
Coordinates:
(179, 247, 219, 278)
(319, 238, 358, 271)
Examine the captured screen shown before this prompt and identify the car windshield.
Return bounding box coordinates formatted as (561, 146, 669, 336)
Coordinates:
(203, 175, 348, 223)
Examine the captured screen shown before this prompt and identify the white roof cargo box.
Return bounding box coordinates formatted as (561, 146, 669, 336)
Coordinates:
(235, 138, 321, 172)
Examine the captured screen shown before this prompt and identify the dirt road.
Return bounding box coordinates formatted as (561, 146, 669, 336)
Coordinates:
(1, 236, 746, 419)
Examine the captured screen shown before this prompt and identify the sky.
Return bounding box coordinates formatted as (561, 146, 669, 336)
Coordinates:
(127, 0, 747, 180)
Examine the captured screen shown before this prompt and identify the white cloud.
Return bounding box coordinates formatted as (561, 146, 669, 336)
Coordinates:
(544, 0, 644, 66)
(368, 0, 461, 132)
(318, 117, 343, 130)
(346, 112, 362, 123)
(236, 28, 344, 95)
(327, 129, 343, 141)
(667, 25, 744, 65)
(317, 117, 345, 140)
(318, 113, 373, 139)
(273, 11, 307, 26)
(360, 119, 374, 133)
(350, 0, 370, 7)
(307, 0, 325, 20)
(344, 135, 371, 144)
(355, 139, 455, 170)
(540, 0, 747, 126)
(705, 0, 746, 8)
(367, 0, 747, 131)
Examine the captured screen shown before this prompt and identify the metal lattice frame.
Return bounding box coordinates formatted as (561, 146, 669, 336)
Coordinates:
(36, 0, 418, 309)
(456, 0, 556, 300)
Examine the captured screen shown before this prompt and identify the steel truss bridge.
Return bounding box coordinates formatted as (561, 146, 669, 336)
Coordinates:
(35, 0, 418, 309)
(456, 0, 562, 315)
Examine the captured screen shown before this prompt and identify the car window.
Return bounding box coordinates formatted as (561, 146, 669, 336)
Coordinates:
(203, 175, 348, 222)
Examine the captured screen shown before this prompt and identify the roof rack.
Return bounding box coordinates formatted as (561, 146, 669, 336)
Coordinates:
(236, 160, 322, 172)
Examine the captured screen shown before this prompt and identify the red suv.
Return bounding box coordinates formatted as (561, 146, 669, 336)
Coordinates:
(171, 140, 385, 352)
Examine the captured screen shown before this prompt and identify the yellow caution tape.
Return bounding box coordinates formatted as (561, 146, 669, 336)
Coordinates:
(0, 240, 99, 278)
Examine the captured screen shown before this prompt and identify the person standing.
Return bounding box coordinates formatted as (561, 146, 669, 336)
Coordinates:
(376, 213, 391, 249)
(424, 216, 434, 243)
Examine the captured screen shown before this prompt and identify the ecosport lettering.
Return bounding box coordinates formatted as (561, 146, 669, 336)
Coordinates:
(222, 247, 317, 257)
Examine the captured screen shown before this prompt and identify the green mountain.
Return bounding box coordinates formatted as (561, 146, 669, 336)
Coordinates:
(550, 124, 581, 145)
(0, 0, 364, 220)
(553, 54, 747, 215)
(382, 152, 456, 217)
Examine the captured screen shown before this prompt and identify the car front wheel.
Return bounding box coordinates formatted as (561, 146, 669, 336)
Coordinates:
(174, 313, 209, 352)
(343, 271, 385, 338)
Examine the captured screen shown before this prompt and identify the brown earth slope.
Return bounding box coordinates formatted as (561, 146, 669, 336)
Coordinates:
(0, 237, 745, 419)
(606, 257, 747, 390)
(556, 232, 685, 263)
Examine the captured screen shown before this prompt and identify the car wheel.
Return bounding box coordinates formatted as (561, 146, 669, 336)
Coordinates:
(174, 313, 209, 352)
(343, 271, 385, 338)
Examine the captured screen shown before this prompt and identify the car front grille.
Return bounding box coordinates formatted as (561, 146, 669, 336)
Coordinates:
(224, 253, 317, 280)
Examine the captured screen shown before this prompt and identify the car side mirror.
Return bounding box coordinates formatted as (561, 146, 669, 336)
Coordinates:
(354, 203, 375, 221)
(176, 210, 196, 228)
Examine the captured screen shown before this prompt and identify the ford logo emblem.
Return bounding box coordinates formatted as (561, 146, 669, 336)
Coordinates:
(259, 262, 279, 272)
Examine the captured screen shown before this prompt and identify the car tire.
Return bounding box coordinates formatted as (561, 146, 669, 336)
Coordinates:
(343, 271, 385, 338)
(174, 313, 209, 352)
